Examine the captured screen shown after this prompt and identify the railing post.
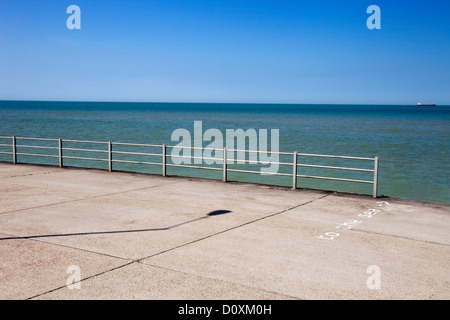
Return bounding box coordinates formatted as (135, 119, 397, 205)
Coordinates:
(108, 141, 112, 172)
(162, 144, 166, 177)
(58, 138, 63, 167)
(223, 147, 227, 182)
(292, 151, 298, 189)
(12, 136, 17, 164)
(373, 156, 379, 198)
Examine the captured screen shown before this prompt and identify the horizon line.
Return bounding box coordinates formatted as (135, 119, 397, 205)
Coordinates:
(1, 99, 448, 106)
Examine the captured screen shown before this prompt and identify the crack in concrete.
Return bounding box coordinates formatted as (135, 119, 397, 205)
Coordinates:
(141, 262, 302, 300)
(0, 181, 181, 216)
(26, 261, 135, 300)
(348, 228, 450, 247)
(138, 194, 331, 262)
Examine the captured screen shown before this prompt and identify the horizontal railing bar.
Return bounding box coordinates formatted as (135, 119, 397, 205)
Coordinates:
(0, 151, 12, 155)
(62, 155, 108, 162)
(296, 163, 374, 172)
(227, 168, 292, 176)
(169, 154, 221, 162)
(273, 161, 293, 166)
(16, 145, 58, 150)
(166, 145, 217, 151)
(16, 137, 59, 142)
(112, 142, 162, 148)
(0, 144, 12, 147)
(228, 149, 293, 156)
(112, 159, 162, 166)
(62, 147, 108, 153)
(167, 156, 293, 166)
(226, 168, 259, 174)
(166, 163, 222, 171)
(9, 137, 374, 160)
(111, 150, 162, 157)
(0, 136, 13, 139)
(228, 159, 293, 166)
(298, 153, 375, 161)
(297, 174, 373, 184)
(166, 159, 293, 168)
(16, 152, 59, 158)
(165, 146, 371, 159)
(165, 145, 291, 155)
(63, 139, 108, 144)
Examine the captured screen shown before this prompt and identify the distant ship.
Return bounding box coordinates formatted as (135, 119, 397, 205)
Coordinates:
(417, 102, 436, 106)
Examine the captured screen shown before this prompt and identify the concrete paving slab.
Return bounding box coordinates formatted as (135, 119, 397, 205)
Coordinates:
(0, 233, 127, 299)
(1, 166, 170, 196)
(34, 262, 291, 300)
(0, 184, 88, 215)
(296, 194, 450, 245)
(144, 194, 450, 299)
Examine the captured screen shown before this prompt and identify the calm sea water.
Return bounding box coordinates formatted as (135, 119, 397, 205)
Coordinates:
(0, 101, 448, 203)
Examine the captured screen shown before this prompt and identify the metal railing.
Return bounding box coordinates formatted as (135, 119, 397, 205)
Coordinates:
(0, 135, 379, 197)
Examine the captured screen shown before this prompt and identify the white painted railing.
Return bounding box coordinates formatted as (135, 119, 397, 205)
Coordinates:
(0, 135, 379, 197)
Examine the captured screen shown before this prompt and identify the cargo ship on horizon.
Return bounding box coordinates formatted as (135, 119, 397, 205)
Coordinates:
(417, 102, 436, 106)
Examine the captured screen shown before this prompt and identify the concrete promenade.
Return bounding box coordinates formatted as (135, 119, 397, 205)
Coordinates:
(0, 162, 448, 300)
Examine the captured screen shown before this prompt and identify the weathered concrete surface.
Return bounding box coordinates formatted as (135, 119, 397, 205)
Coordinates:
(0, 163, 448, 300)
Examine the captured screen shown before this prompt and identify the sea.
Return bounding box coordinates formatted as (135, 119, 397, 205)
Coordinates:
(0, 101, 448, 204)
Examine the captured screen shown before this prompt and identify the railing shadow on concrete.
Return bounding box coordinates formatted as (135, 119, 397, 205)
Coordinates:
(0, 209, 233, 241)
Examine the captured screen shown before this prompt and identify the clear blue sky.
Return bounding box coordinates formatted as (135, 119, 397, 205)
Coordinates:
(0, 0, 449, 104)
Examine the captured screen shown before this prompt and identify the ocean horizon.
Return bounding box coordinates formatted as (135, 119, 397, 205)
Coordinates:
(0, 100, 448, 204)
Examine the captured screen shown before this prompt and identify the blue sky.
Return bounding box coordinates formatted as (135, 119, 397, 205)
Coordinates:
(0, 0, 449, 104)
